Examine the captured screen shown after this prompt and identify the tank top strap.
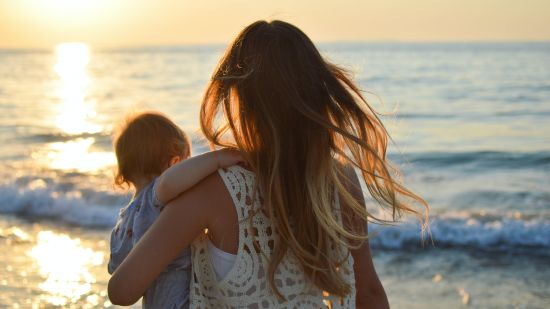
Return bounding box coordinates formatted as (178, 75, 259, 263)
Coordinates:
(217, 165, 259, 221)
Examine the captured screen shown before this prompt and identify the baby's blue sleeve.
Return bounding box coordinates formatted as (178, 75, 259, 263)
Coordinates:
(129, 180, 163, 247)
(150, 178, 165, 209)
(108, 209, 131, 274)
(107, 228, 118, 274)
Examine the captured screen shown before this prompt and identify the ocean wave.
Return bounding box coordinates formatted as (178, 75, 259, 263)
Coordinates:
(21, 131, 112, 144)
(369, 212, 550, 253)
(0, 183, 125, 228)
(391, 151, 550, 170)
(450, 189, 550, 210)
(0, 181, 548, 255)
(394, 109, 550, 119)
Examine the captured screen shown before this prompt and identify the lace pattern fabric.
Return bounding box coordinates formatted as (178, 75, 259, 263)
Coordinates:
(190, 165, 355, 308)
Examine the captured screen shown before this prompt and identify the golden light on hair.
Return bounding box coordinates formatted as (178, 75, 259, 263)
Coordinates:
(201, 20, 429, 299)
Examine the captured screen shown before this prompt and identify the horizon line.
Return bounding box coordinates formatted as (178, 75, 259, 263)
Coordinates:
(1, 39, 549, 51)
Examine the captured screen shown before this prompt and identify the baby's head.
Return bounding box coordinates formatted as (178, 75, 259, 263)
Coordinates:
(113, 112, 190, 188)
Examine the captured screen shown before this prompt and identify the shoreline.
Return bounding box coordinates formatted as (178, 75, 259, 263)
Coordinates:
(1, 214, 549, 308)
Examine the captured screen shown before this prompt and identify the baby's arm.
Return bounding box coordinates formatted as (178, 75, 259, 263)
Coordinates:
(154, 148, 243, 205)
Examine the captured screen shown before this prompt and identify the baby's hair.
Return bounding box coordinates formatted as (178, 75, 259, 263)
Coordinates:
(113, 111, 190, 188)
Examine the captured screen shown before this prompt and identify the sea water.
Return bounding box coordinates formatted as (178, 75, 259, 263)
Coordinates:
(0, 42, 549, 308)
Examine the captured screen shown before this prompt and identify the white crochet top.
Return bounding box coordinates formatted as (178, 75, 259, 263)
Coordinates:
(190, 166, 356, 308)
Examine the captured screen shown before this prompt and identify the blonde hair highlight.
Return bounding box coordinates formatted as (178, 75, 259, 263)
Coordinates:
(200, 20, 429, 298)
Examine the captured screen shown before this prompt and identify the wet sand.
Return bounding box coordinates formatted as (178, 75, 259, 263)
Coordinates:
(0, 215, 140, 308)
(2, 213, 549, 308)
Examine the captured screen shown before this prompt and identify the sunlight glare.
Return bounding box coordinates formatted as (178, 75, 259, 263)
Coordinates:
(49, 0, 102, 11)
(54, 43, 102, 135)
(28, 231, 104, 306)
(37, 138, 116, 173)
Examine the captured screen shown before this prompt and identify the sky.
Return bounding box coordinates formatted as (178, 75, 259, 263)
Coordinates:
(1, 0, 550, 48)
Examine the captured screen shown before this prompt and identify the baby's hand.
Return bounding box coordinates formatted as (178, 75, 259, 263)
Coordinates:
(214, 148, 245, 168)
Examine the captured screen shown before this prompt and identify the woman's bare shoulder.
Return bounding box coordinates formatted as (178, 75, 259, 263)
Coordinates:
(167, 170, 232, 220)
(166, 170, 238, 253)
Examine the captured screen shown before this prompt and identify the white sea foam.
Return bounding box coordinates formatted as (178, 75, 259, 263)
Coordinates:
(368, 213, 550, 251)
(0, 184, 122, 228)
(1, 182, 548, 253)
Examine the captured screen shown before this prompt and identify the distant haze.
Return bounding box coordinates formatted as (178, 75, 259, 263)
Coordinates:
(1, 0, 549, 48)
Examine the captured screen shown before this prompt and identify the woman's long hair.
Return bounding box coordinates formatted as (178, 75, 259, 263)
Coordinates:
(201, 20, 428, 298)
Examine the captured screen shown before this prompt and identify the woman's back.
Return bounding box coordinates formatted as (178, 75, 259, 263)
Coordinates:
(190, 166, 355, 308)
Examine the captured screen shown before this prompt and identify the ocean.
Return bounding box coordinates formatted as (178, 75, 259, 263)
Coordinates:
(0, 42, 549, 308)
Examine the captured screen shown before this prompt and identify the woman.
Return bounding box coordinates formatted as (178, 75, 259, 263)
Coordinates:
(108, 20, 427, 308)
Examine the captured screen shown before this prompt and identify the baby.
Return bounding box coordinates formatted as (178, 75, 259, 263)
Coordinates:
(108, 112, 242, 308)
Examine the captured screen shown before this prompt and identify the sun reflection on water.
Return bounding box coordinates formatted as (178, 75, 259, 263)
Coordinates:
(40, 43, 116, 173)
(28, 231, 104, 306)
(54, 42, 102, 135)
(41, 138, 116, 173)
